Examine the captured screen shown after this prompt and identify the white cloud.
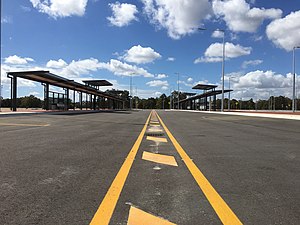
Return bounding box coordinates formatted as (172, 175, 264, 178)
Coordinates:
(107, 2, 138, 27)
(167, 57, 175, 61)
(30, 0, 88, 18)
(99, 59, 154, 77)
(155, 74, 168, 79)
(212, 0, 282, 33)
(187, 77, 193, 83)
(154, 91, 162, 96)
(142, 0, 211, 39)
(47, 58, 154, 78)
(1, 16, 12, 24)
(266, 10, 300, 51)
(146, 80, 169, 87)
(226, 70, 300, 99)
(122, 45, 161, 64)
(29, 91, 40, 96)
(60, 58, 101, 78)
(194, 42, 251, 63)
(46, 59, 68, 68)
(211, 30, 223, 38)
(242, 59, 263, 68)
(21, 6, 31, 12)
(234, 70, 290, 89)
(4, 55, 34, 65)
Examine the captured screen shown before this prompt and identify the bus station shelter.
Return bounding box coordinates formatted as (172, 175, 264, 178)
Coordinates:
(175, 83, 232, 111)
(7, 70, 126, 111)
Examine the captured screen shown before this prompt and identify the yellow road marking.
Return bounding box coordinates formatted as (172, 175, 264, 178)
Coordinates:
(142, 151, 178, 166)
(146, 136, 168, 143)
(155, 111, 243, 225)
(0, 123, 50, 127)
(127, 206, 176, 225)
(147, 127, 163, 132)
(149, 124, 161, 127)
(89, 112, 152, 225)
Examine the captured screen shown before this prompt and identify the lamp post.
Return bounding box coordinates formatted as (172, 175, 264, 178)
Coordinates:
(175, 72, 179, 109)
(199, 28, 225, 112)
(129, 73, 133, 110)
(292, 46, 300, 112)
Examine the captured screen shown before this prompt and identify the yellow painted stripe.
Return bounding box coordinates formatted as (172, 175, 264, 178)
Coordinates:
(147, 127, 163, 132)
(149, 124, 161, 127)
(0, 123, 50, 127)
(155, 111, 243, 225)
(90, 112, 152, 225)
(127, 206, 176, 225)
(142, 151, 178, 166)
(146, 136, 168, 143)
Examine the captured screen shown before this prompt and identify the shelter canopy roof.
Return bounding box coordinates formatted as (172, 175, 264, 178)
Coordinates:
(192, 84, 218, 90)
(7, 70, 122, 101)
(82, 80, 112, 87)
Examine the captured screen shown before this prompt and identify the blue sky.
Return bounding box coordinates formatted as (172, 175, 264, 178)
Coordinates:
(1, 0, 300, 100)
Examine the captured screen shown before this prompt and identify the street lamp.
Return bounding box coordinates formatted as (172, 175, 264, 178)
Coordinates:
(175, 72, 180, 109)
(199, 28, 225, 112)
(292, 46, 300, 112)
(129, 73, 133, 110)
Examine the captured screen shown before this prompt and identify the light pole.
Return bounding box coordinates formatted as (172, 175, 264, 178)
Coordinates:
(292, 46, 300, 112)
(199, 28, 225, 111)
(129, 73, 133, 110)
(175, 72, 179, 109)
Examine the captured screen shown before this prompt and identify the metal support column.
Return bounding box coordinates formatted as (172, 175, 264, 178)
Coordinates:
(213, 94, 217, 111)
(93, 95, 96, 110)
(80, 92, 83, 110)
(65, 88, 69, 110)
(12, 76, 17, 111)
(73, 90, 76, 110)
(44, 83, 49, 110)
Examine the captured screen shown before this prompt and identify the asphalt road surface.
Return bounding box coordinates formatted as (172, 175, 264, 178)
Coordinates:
(0, 110, 299, 225)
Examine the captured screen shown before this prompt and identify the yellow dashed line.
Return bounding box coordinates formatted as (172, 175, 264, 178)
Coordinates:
(89, 112, 152, 225)
(142, 151, 178, 166)
(146, 136, 168, 143)
(155, 111, 243, 225)
(127, 206, 176, 225)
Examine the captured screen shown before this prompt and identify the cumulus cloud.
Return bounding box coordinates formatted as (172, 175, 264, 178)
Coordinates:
(99, 59, 154, 77)
(167, 57, 175, 61)
(142, 0, 211, 39)
(46, 58, 154, 78)
(266, 10, 300, 51)
(107, 2, 138, 27)
(155, 74, 168, 79)
(212, 0, 282, 33)
(121, 45, 161, 64)
(4, 55, 34, 65)
(242, 59, 263, 68)
(194, 42, 251, 63)
(146, 80, 169, 87)
(187, 77, 193, 82)
(60, 58, 101, 77)
(211, 30, 223, 38)
(226, 70, 300, 99)
(30, 0, 88, 18)
(146, 79, 169, 90)
(46, 59, 68, 68)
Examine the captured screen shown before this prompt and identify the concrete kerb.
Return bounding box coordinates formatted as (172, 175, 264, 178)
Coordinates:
(165, 109, 300, 121)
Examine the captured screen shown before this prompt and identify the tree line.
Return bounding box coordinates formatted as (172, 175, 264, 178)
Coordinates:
(1, 93, 300, 110)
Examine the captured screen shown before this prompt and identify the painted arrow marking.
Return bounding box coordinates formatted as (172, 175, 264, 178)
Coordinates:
(127, 206, 176, 225)
(142, 151, 178, 167)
